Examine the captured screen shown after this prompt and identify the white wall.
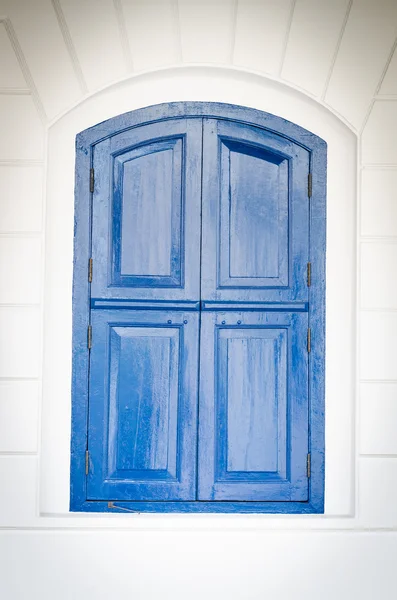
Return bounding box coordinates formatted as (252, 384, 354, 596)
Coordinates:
(0, 1, 397, 598)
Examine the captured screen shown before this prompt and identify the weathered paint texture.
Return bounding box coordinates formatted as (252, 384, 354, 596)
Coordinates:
(71, 102, 326, 513)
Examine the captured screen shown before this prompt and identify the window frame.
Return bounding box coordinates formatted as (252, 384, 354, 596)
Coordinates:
(70, 101, 326, 514)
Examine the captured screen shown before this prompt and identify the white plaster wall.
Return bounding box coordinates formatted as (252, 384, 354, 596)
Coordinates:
(0, 1, 397, 598)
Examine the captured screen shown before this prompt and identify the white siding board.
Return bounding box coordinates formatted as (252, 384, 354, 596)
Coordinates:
(360, 383, 397, 455)
(282, 0, 349, 97)
(0, 532, 397, 599)
(0, 21, 27, 88)
(361, 170, 397, 237)
(179, 0, 235, 64)
(121, 0, 180, 71)
(379, 45, 397, 95)
(60, 0, 127, 91)
(0, 456, 37, 526)
(0, 166, 43, 232)
(362, 101, 397, 164)
(233, 0, 292, 75)
(361, 242, 397, 309)
(0, 307, 41, 378)
(359, 458, 397, 527)
(360, 312, 397, 381)
(325, 0, 397, 129)
(4, 0, 82, 119)
(0, 236, 42, 304)
(0, 96, 43, 160)
(0, 381, 39, 452)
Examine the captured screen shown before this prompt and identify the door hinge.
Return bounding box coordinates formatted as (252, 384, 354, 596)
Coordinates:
(88, 258, 93, 283)
(85, 450, 89, 475)
(89, 168, 94, 193)
(307, 453, 311, 478)
(87, 325, 92, 349)
(307, 262, 311, 287)
(307, 328, 311, 353)
(308, 172, 312, 198)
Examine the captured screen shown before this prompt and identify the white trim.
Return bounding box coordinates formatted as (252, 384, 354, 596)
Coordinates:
(39, 68, 357, 524)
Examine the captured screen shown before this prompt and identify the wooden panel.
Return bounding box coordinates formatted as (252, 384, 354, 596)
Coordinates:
(178, 0, 236, 64)
(5, 0, 82, 118)
(224, 330, 286, 474)
(325, 0, 397, 129)
(233, 0, 292, 74)
(0, 237, 41, 303)
(0, 166, 43, 232)
(2, 532, 397, 596)
(0, 456, 37, 527)
(361, 170, 397, 237)
(87, 310, 199, 501)
(221, 139, 288, 285)
(91, 118, 202, 303)
(121, 0, 180, 71)
(0, 381, 39, 452)
(359, 458, 397, 528)
(282, 0, 349, 96)
(0, 96, 43, 160)
(361, 312, 397, 381)
(361, 242, 397, 309)
(117, 140, 180, 281)
(201, 118, 310, 303)
(112, 328, 176, 474)
(198, 311, 309, 502)
(380, 47, 397, 95)
(0, 307, 40, 378)
(360, 383, 397, 455)
(0, 22, 27, 88)
(60, 0, 127, 91)
(362, 101, 397, 165)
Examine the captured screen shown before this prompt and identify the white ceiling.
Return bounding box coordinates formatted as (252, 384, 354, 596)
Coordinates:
(0, 0, 396, 129)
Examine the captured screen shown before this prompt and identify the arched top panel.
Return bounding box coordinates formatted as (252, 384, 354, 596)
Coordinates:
(76, 101, 327, 154)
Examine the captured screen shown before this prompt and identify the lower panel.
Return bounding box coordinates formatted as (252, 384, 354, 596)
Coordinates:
(198, 311, 309, 502)
(87, 309, 199, 501)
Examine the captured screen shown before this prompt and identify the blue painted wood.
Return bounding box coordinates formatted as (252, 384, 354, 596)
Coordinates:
(70, 102, 326, 514)
(79, 500, 322, 514)
(201, 118, 310, 303)
(91, 118, 202, 303)
(87, 310, 199, 501)
(198, 311, 308, 501)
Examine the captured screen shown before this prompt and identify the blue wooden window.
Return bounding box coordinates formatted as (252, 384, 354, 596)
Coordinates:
(70, 102, 326, 513)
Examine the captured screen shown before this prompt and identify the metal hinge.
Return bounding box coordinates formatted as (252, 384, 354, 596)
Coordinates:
(87, 325, 92, 349)
(85, 450, 89, 475)
(89, 168, 94, 193)
(307, 262, 311, 287)
(308, 172, 312, 198)
(307, 453, 311, 478)
(88, 258, 93, 283)
(307, 328, 311, 353)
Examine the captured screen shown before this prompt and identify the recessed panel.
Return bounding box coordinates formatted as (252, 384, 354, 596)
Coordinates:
(225, 333, 285, 473)
(218, 328, 287, 478)
(108, 327, 179, 479)
(198, 311, 309, 502)
(220, 141, 289, 288)
(87, 310, 199, 501)
(113, 138, 183, 287)
(121, 150, 174, 277)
